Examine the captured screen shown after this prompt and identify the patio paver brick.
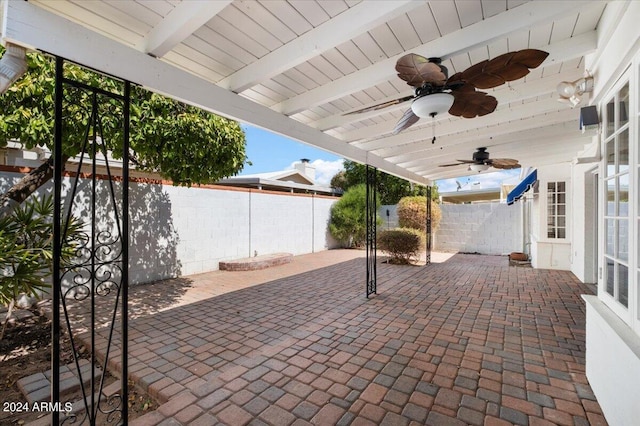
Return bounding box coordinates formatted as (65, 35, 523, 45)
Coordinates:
(57, 250, 607, 426)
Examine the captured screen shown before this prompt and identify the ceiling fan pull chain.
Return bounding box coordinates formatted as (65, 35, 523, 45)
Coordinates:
(431, 112, 436, 144)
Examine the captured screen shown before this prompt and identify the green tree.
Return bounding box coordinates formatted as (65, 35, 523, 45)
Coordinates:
(328, 184, 380, 248)
(0, 49, 247, 210)
(330, 160, 439, 204)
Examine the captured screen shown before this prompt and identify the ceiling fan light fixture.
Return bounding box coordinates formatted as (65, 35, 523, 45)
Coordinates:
(411, 93, 454, 118)
(469, 163, 490, 172)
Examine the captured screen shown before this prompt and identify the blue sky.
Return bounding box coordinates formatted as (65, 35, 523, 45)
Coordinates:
(240, 124, 520, 190)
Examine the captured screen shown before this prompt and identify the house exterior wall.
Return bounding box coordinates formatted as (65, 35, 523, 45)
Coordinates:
(570, 162, 598, 284)
(433, 202, 522, 255)
(0, 169, 340, 285)
(530, 163, 572, 270)
(582, 1, 640, 423)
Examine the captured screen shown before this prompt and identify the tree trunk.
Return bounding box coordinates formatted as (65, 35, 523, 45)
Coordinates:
(0, 155, 69, 216)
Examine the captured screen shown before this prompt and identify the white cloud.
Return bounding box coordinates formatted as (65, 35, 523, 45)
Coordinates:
(436, 169, 521, 192)
(287, 159, 344, 186)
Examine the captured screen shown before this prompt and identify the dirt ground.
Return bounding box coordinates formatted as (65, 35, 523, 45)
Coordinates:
(0, 308, 157, 425)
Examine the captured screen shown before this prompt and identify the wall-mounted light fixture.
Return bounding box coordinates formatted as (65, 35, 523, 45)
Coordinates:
(557, 76, 594, 108)
(0, 43, 28, 94)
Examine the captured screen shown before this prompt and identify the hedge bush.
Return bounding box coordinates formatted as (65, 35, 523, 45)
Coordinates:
(397, 196, 441, 233)
(377, 228, 425, 264)
(329, 184, 380, 248)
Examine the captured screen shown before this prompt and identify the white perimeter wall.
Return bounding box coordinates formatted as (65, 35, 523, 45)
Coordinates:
(434, 202, 522, 255)
(0, 170, 340, 285)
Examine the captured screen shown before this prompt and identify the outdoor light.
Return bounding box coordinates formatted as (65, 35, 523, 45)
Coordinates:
(0, 43, 28, 94)
(557, 76, 594, 108)
(411, 93, 454, 118)
(469, 163, 490, 172)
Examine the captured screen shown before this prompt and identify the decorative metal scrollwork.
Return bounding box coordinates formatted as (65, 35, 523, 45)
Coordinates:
(366, 165, 377, 298)
(52, 56, 130, 425)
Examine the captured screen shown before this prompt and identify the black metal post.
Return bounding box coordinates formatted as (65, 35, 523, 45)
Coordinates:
(425, 186, 432, 265)
(366, 165, 377, 298)
(52, 55, 64, 426)
(51, 57, 130, 425)
(121, 81, 130, 424)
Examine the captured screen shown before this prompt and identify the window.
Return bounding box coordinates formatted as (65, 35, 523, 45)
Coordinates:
(602, 78, 630, 312)
(547, 181, 566, 239)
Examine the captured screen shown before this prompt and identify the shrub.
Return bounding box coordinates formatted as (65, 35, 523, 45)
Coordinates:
(397, 196, 442, 233)
(0, 194, 83, 339)
(377, 228, 425, 264)
(329, 184, 380, 248)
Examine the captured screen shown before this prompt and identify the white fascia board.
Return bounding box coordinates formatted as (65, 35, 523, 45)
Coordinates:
(0, 0, 429, 185)
(141, 0, 232, 58)
(219, 0, 420, 93)
(274, 1, 596, 115)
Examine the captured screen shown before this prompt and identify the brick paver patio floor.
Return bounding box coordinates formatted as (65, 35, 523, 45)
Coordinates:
(68, 250, 607, 425)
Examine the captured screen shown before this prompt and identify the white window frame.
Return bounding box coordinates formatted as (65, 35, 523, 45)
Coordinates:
(599, 65, 635, 326)
(546, 181, 567, 239)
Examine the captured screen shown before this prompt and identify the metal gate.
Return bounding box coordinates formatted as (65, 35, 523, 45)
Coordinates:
(366, 165, 377, 298)
(52, 57, 130, 424)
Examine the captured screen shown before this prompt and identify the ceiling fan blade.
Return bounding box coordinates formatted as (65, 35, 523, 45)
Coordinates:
(344, 95, 414, 115)
(459, 49, 549, 89)
(449, 91, 497, 118)
(489, 158, 521, 169)
(396, 53, 447, 87)
(438, 159, 477, 167)
(392, 108, 420, 134)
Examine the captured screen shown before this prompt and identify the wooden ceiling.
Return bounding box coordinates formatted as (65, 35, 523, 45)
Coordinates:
(7, 0, 610, 184)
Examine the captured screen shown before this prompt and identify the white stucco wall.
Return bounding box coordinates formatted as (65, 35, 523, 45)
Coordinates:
(570, 162, 598, 283)
(584, 296, 640, 426)
(434, 202, 522, 255)
(0, 170, 340, 285)
(581, 2, 640, 425)
(530, 163, 572, 270)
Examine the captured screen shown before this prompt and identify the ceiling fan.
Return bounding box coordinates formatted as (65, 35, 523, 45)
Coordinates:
(347, 49, 548, 136)
(439, 147, 520, 172)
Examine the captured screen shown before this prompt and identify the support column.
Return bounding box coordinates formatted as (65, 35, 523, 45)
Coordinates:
(366, 165, 377, 298)
(425, 186, 432, 265)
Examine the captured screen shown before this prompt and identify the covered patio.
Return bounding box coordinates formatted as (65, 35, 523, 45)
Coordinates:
(2, 0, 638, 424)
(62, 251, 603, 425)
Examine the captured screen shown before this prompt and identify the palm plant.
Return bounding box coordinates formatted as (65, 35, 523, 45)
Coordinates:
(0, 194, 83, 339)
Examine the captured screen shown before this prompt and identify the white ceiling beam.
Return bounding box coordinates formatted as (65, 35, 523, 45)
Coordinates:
(354, 97, 576, 153)
(332, 67, 585, 140)
(374, 103, 579, 160)
(140, 0, 232, 58)
(381, 110, 580, 166)
(1, 0, 429, 185)
(218, 0, 420, 93)
(414, 137, 589, 180)
(274, 1, 597, 115)
(402, 126, 588, 173)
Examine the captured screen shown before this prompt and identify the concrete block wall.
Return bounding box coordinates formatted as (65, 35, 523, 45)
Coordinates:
(1, 169, 340, 285)
(434, 202, 523, 255)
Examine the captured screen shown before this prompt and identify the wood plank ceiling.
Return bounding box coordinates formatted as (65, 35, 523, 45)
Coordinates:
(27, 0, 609, 184)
